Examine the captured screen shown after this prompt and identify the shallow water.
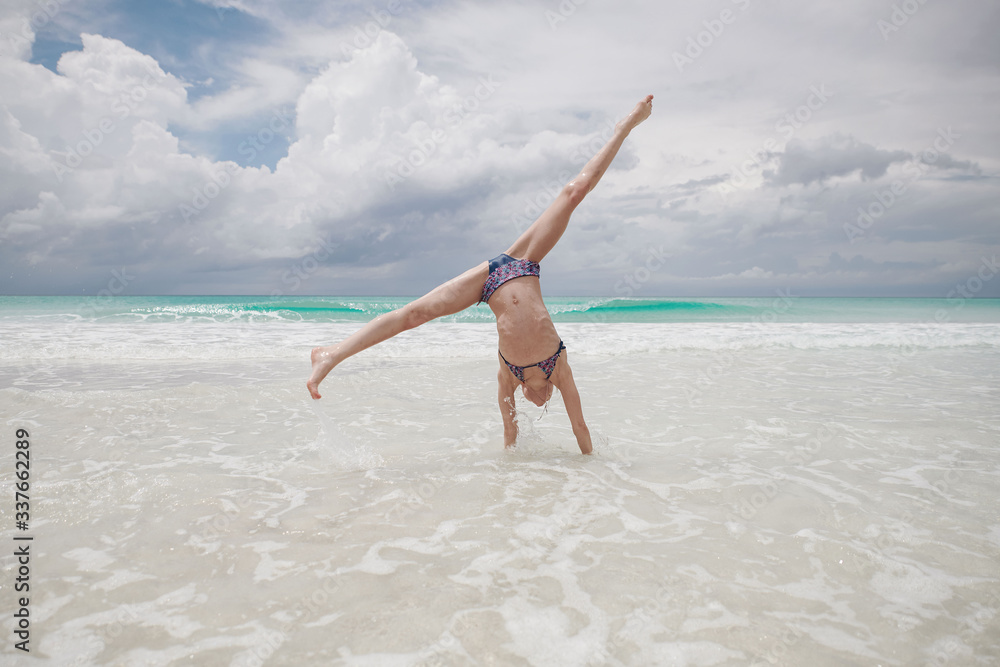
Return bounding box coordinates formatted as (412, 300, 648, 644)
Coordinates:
(1, 318, 999, 666)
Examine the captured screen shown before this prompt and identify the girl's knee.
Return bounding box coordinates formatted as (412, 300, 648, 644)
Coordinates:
(563, 181, 589, 206)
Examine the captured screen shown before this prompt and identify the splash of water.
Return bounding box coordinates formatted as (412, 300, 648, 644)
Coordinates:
(309, 403, 385, 470)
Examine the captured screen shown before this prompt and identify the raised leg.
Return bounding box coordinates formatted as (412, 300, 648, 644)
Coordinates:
(307, 262, 488, 399)
(505, 95, 654, 263)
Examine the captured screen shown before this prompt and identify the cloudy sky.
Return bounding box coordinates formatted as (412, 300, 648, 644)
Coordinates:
(1, 0, 997, 297)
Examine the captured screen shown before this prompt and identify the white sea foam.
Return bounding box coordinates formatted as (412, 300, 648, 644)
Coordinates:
(1, 320, 999, 363)
(1, 312, 999, 665)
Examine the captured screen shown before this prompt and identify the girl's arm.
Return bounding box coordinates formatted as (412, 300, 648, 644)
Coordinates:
(498, 368, 519, 448)
(552, 359, 592, 454)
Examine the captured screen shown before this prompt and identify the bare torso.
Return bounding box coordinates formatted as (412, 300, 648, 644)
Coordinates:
(487, 275, 561, 369)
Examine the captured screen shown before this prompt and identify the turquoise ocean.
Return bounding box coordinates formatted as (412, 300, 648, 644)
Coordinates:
(3, 294, 1000, 323)
(2, 296, 999, 665)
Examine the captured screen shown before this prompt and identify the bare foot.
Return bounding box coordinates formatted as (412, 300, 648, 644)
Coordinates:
(618, 94, 654, 133)
(307, 346, 337, 399)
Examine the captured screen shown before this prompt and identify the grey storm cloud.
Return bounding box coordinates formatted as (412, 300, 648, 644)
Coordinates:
(0, 0, 998, 296)
(765, 135, 912, 187)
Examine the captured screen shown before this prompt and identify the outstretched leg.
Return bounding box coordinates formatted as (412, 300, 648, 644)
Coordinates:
(505, 95, 654, 263)
(307, 262, 488, 399)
